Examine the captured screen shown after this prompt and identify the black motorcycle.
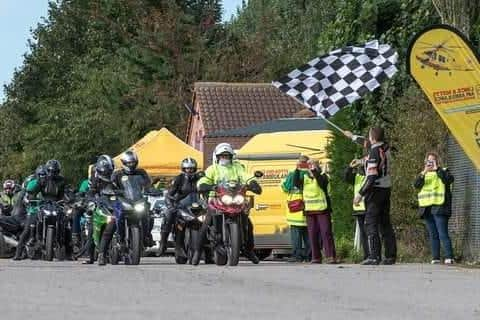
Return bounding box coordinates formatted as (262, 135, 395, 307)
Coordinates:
(0, 220, 21, 258)
(29, 200, 68, 261)
(109, 181, 150, 265)
(174, 193, 207, 264)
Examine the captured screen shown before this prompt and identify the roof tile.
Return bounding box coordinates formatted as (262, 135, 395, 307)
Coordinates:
(193, 82, 303, 135)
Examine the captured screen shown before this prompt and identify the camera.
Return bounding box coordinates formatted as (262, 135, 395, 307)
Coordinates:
(426, 160, 435, 167)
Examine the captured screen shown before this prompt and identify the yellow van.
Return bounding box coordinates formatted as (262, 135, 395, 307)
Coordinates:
(236, 129, 333, 258)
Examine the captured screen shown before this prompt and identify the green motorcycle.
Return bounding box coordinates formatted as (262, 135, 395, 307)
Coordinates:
(88, 194, 118, 264)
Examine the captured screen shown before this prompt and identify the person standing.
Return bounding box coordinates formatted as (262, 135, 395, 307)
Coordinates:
(293, 158, 336, 264)
(344, 158, 369, 261)
(354, 127, 397, 265)
(0, 180, 21, 216)
(281, 158, 310, 262)
(414, 152, 454, 265)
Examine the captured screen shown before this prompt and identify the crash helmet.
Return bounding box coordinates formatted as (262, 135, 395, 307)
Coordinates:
(120, 150, 138, 173)
(45, 159, 61, 177)
(3, 179, 15, 196)
(181, 158, 198, 176)
(97, 155, 114, 170)
(214, 143, 234, 165)
(35, 165, 48, 180)
(95, 155, 114, 182)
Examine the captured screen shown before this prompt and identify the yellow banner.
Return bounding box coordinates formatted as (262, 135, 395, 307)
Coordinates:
(408, 25, 480, 169)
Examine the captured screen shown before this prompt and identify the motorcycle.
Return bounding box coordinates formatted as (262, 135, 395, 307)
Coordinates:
(109, 177, 150, 265)
(90, 193, 118, 263)
(31, 200, 67, 261)
(0, 191, 27, 258)
(0, 219, 21, 258)
(206, 171, 263, 266)
(64, 193, 88, 256)
(145, 189, 169, 256)
(174, 193, 207, 264)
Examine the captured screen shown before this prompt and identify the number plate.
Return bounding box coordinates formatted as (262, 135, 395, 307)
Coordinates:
(152, 230, 161, 241)
(154, 217, 163, 226)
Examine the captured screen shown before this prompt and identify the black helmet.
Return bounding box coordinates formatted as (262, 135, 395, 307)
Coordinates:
(45, 159, 61, 177)
(181, 158, 197, 176)
(95, 155, 114, 182)
(120, 150, 138, 173)
(35, 165, 47, 179)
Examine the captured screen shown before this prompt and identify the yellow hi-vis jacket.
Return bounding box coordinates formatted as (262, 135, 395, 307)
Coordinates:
(302, 175, 328, 211)
(418, 171, 446, 207)
(198, 161, 250, 197)
(283, 189, 307, 227)
(353, 174, 366, 211)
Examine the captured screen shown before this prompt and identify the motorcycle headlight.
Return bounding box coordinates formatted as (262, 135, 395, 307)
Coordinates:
(44, 210, 57, 216)
(134, 203, 145, 213)
(233, 195, 245, 205)
(66, 208, 73, 215)
(197, 214, 206, 222)
(220, 195, 233, 205)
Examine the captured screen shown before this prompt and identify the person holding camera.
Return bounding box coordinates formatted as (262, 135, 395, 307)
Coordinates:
(281, 155, 311, 263)
(414, 152, 454, 264)
(293, 157, 336, 264)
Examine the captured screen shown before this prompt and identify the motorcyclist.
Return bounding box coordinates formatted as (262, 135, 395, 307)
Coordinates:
(0, 174, 37, 258)
(196, 143, 262, 265)
(83, 155, 118, 266)
(111, 150, 152, 250)
(12, 165, 49, 260)
(159, 158, 204, 257)
(21, 160, 68, 259)
(0, 180, 21, 216)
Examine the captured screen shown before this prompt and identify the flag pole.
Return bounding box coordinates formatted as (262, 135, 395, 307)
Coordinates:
(287, 95, 347, 135)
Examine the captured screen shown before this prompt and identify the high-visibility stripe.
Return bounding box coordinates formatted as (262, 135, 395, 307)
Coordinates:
(303, 175, 328, 211)
(418, 171, 446, 207)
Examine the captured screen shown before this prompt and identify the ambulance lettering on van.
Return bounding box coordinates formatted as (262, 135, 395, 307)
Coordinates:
(261, 169, 289, 186)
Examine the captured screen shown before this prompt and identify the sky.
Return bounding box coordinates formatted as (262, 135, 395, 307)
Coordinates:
(0, 0, 243, 102)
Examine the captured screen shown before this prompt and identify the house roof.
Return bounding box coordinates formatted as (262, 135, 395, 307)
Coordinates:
(191, 82, 303, 135)
(206, 118, 329, 138)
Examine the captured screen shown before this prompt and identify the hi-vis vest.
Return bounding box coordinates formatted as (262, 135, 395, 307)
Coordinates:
(418, 171, 446, 207)
(302, 175, 328, 211)
(353, 174, 366, 211)
(285, 190, 307, 226)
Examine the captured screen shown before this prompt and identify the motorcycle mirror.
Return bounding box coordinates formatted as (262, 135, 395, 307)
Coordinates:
(254, 171, 264, 178)
(196, 171, 205, 178)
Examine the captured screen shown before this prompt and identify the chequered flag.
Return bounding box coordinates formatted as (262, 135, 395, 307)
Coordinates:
(272, 40, 398, 118)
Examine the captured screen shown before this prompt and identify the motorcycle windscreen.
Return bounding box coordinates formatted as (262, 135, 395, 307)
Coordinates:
(119, 175, 145, 201)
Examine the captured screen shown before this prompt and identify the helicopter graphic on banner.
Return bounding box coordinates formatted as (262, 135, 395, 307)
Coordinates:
(414, 37, 475, 76)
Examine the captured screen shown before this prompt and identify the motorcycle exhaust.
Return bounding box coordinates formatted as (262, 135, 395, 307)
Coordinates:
(3, 235, 18, 247)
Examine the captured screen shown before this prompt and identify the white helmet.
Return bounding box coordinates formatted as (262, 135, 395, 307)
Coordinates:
(214, 143, 234, 163)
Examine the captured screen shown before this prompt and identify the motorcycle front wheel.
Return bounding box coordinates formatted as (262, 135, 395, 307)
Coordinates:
(45, 227, 55, 261)
(226, 222, 240, 266)
(129, 226, 142, 265)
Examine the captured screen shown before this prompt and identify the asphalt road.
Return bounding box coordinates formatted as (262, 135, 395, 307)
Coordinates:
(0, 257, 479, 320)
